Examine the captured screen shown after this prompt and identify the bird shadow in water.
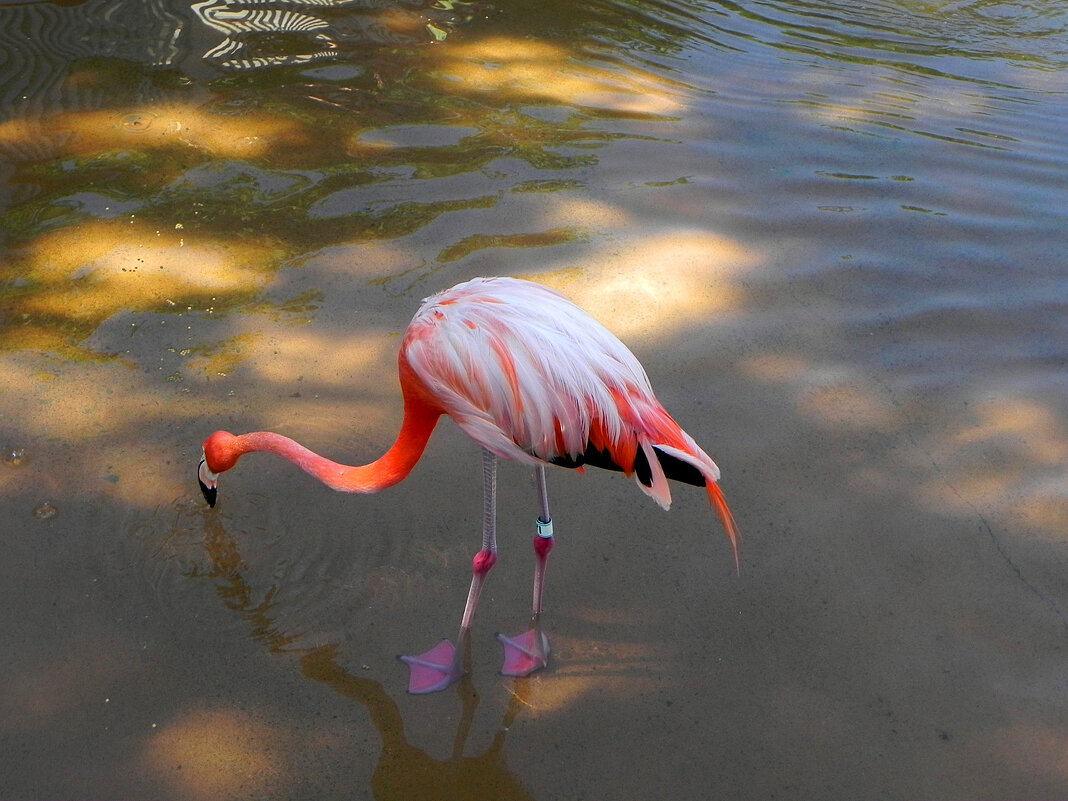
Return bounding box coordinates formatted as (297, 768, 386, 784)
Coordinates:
(194, 512, 536, 801)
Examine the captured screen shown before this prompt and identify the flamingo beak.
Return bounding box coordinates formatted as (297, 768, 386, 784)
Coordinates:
(198, 455, 218, 507)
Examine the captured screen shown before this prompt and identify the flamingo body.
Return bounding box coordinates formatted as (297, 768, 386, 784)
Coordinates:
(401, 277, 726, 513)
(198, 276, 738, 693)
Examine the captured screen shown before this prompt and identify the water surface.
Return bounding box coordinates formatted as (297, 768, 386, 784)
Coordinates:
(1, 0, 1067, 798)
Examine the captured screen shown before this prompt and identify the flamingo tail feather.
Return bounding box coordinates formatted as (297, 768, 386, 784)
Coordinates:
(706, 480, 740, 572)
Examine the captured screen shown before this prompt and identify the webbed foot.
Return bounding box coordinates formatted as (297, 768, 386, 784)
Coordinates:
(398, 639, 462, 694)
(496, 628, 549, 676)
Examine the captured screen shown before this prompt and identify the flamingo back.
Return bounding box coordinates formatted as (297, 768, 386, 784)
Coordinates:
(401, 277, 723, 512)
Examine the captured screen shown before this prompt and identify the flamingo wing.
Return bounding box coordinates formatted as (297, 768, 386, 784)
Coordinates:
(401, 277, 724, 512)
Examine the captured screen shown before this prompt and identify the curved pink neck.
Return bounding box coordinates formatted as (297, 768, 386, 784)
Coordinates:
(233, 396, 441, 494)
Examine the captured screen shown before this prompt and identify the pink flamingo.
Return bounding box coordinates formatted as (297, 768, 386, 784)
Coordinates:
(198, 276, 739, 693)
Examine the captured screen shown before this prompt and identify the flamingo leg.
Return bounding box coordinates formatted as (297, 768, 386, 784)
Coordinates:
(497, 464, 552, 677)
(400, 450, 499, 693)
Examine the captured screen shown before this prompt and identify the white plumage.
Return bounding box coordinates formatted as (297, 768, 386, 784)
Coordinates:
(402, 276, 721, 510)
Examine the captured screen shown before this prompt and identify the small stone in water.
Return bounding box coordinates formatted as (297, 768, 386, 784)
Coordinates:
(32, 502, 57, 520)
(3, 448, 27, 467)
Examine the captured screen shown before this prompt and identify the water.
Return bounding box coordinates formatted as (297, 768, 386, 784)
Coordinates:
(1, 0, 1067, 798)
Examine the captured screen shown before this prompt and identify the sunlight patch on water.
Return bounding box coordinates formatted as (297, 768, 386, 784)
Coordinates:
(27, 220, 270, 310)
(503, 633, 666, 715)
(4, 219, 278, 357)
(0, 358, 121, 441)
(0, 102, 314, 162)
(248, 328, 391, 390)
(740, 345, 1068, 551)
(1015, 493, 1068, 542)
(774, 60, 1036, 152)
(996, 715, 1068, 785)
(540, 195, 631, 230)
(527, 230, 754, 341)
(429, 36, 686, 116)
(952, 396, 1067, 466)
(740, 354, 811, 383)
(0, 356, 193, 506)
(567, 603, 652, 626)
(257, 399, 396, 451)
(145, 706, 287, 800)
(796, 379, 898, 432)
(913, 393, 1068, 538)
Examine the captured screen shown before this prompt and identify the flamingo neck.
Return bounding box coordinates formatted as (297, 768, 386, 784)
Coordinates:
(233, 395, 441, 494)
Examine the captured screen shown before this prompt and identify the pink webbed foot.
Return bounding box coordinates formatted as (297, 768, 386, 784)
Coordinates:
(496, 628, 550, 677)
(398, 639, 462, 694)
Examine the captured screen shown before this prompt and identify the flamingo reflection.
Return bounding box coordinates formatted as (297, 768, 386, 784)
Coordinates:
(195, 513, 535, 801)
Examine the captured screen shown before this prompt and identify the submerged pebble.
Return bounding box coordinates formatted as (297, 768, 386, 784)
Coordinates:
(3, 448, 27, 467)
(32, 502, 57, 520)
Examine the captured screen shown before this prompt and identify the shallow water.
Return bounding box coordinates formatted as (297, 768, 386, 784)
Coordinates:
(1, 0, 1067, 798)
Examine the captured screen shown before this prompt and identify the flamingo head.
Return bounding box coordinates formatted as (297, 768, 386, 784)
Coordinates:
(198, 430, 240, 507)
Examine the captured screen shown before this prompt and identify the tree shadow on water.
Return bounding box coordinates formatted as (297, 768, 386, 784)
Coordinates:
(198, 512, 535, 801)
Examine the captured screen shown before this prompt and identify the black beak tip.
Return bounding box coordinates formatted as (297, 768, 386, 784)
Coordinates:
(199, 479, 217, 508)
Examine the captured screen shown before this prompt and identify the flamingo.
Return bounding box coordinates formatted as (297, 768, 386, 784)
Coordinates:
(198, 276, 739, 693)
